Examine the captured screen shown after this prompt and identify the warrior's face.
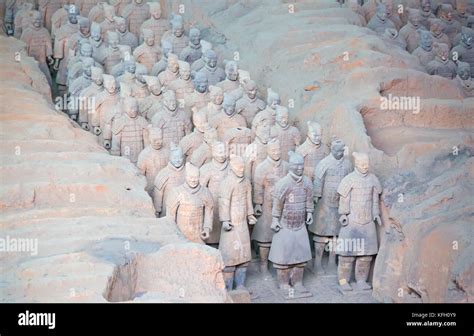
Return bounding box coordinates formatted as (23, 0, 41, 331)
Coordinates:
(195, 78, 208, 94)
(268, 143, 281, 161)
(213, 143, 227, 164)
(186, 169, 200, 188)
(308, 126, 322, 145)
(206, 54, 217, 68)
(125, 100, 138, 118)
(170, 149, 184, 168)
(331, 145, 345, 160)
(355, 156, 369, 175)
(231, 159, 245, 178)
(164, 94, 177, 112)
(289, 160, 304, 177)
(150, 131, 163, 150)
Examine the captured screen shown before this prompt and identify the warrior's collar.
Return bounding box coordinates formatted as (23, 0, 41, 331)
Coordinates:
(289, 171, 303, 183)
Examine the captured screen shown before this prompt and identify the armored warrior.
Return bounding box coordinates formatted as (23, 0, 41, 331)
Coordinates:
(179, 110, 208, 161)
(217, 61, 242, 96)
(163, 16, 188, 57)
(129, 67, 150, 104)
(140, 75, 163, 121)
(50, 2, 70, 40)
(75, 0, 96, 17)
(153, 144, 186, 217)
(14, 3, 34, 39)
(185, 72, 210, 117)
(252, 139, 289, 278)
(89, 22, 107, 64)
(168, 163, 214, 244)
(419, 0, 435, 30)
(451, 32, 474, 76)
(367, 4, 396, 35)
(270, 106, 301, 162)
(87, 1, 106, 23)
(437, 4, 461, 41)
(67, 17, 91, 59)
(111, 97, 149, 164)
(180, 27, 203, 64)
(337, 152, 383, 292)
(151, 40, 173, 76)
(78, 66, 104, 127)
(199, 85, 223, 120)
(100, 31, 123, 74)
(122, 0, 150, 37)
(244, 113, 271, 183)
(200, 141, 229, 246)
(68, 57, 94, 121)
(295, 121, 327, 181)
(253, 88, 280, 129)
(399, 8, 424, 53)
(195, 49, 226, 85)
(426, 42, 457, 79)
(236, 78, 266, 128)
(20, 10, 54, 87)
(219, 155, 257, 291)
(167, 61, 195, 103)
(454, 61, 474, 97)
(38, 0, 60, 32)
(115, 15, 138, 50)
(413, 30, 436, 68)
(140, 2, 168, 44)
(310, 139, 352, 275)
(99, 4, 116, 41)
(158, 53, 179, 88)
(209, 94, 247, 141)
(133, 28, 162, 73)
(269, 151, 314, 299)
(67, 42, 99, 88)
(137, 127, 170, 195)
(190, 127, 218, 168)
(430, 18, 451, 48)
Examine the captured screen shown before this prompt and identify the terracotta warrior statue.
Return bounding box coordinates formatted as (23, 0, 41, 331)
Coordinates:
(310, 139, 352, 275)
(122, 0, 150, 37)
(68, 57, 94, 120)
(199, 85, 223, 120)
(20, 10, 54, 87)
(244, 113, 271, 183)
(180, 27, 202, 64)
(413, 30, 436, 68)
(14, 2, 34, 39)
(87, 1, 106, 23)
(167, 61, 195, 103)
(67, 42, 98, 88)
(140, 75, 163, 121)
(115, 15, 138, 50)
(179, 110, 208, 161)
(153, 144, 186, 217)
(236, 78, 266, 128)
(367, 3, 396, 35)
(158, 52, 179, 88)
(429, 18, 451, 49)
(51, 2, 70, 40)
(67, 17, 91, 58)
(129, 66, 150, 103)
(195, 49, 226, 85)
(437, 3, 461, 41)
(53, 4, 79, 94)
(269, 151, 314, 299)
(137, 127, 170, 195)
(89, 22, 107, 64)
(271, 106, 301, 162)
(133, 28, 162, 73)
(382, 0, 402, 30)
(151, 89, 191, 148)
(111, 97, 149, 164)
(426, 42, 457, 79)
(399, 8, 424, 53)
(200, 141, 229, 246)
(140, 2, 168, 44)
(219, 155, 257, 291)
(100, 31, 123, 74)
(163, 15, 188, 57)
(217, 60, 242, 96)
(151, 40, 173, 76)
(382, 28, 406, 50)
(419, 0, 435, 30)
(209, 93, 247, 141)
(252, 139, 289, 278)
(254, 88, 280, 129)
(92, 74, 120, 148)
(78, 66, 104, 126)
(454, 61, 474, 97)
(99, 3, 116, 41)
(168, 162, 214, 244)
(337, 152, 382, 292)
(451, 31, 474, 76)
(185, 71, 210, 117)
(75, 0, 96, 17)
(38, 0, 60, 32)
(190, 127, 218, 168)
(295, 121, 327, 181)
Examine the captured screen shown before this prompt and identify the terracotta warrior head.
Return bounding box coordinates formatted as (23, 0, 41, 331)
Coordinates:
(193, 110, 209, 133)
(419, 30, 433, 51)
(212, 141, 227, 163)
(223, 94, 237, 117)
(125, 59, 136, 74)
(204, 49, 218, 69)
(144, 75, 162, 96)
(104, 3, 115, 21)
(331, 138, 345, 160)
(267, 138, 281, 161)
(437, 4, 454, 22)
(421, 0, 431, 14)
(433, 42, 450, 62)
(78, 17, 90, 36)
(167, 53, 179, 73)
(178, 61, 191, 80)
(254, 114, 271, 142)
(79, 40, 93, 57)
(115, 16, 127, 34)
(209, 85, 224, 105)
(288, 151, 304, 177)
(204, 127, 218, 145)
(91, 66, 104, 85)
(149, 126, 164, 150)
(103, 74, 117, 94)
(243, 78, 257, 100)
(169, 144, 185, 168)
(407, 8, 421, 28)
(189, 28, 201, 46)
(108, 31, 119, 49)
(353, 152, 369, 176)
(82, 58, 94, 79)
(267, 88, 280, 109)
(123, 97, 139, 118)
(225, 61, 239, 81)
(429, 18, 445, 37)
(163, 90, 178, 113)
(457, 61, 471, 80)
(68, 4, 80, 24)
(161, 40, 173, 58)
(307, 121, 322, 145)
(229, 155, 245, 178)
(91, 22, 102, 41)
(460, 31, 473, 49)
(32, 10, 42, 29)
(143, 28, 155, 47)
(171, 17, 184, 37)
(275, 105, 289, 128)
(375, 3, 388, 21)
(149, 2, 162, 20)
(194, 72, 209, 93)
(135, 66, 148, 84)
(185, 162, 200, 188)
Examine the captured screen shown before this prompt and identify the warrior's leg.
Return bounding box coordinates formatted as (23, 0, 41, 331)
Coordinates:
(257, 242, 271, 278)
(234, 262, 249, 291)
(223, 266, 235, 291)
(313, 235, 327, 275)
(355, 256, 373, 291)
(290, 263, 312, 296)
(337, 256, 355, 291)
(273, 263, 291, 293)
(326, 236, 338, 272)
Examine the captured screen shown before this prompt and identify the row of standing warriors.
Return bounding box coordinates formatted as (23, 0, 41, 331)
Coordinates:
(10, 0, 384, 298)
(346, 0, 474, 96)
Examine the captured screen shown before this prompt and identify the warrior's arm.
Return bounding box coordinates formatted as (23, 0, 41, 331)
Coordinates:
(203, 192, 214, 231)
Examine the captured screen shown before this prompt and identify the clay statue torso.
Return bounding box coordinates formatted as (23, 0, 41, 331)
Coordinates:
(413, 46, 435, 67)
(167, 78, 194, 102)
(137, 145, 170, 193)
(179, 130, 204, 160)
(426, 58, 457, 79)
(209, 111, 247, 141)
(197, 66, 226, 86)
(140, 17, 169, 44)
(271, 124, 301, 161)
(151, 108, 192, 148)
(295, 138, 327, 181)
(133, 43, 162, 73)
(122, 2, 150, 36)
(451, 44, 474, 76)
(111, 113, 149, 163)
(153, 163, 185, 216)
(236, 94, 266, 128)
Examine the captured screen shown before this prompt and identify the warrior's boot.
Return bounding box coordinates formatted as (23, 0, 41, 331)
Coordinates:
(355, 256, 372, 291)
(223, 267, 235, 291)
(234, 266, 248, 291)
(258, 245, 271, 279)
(276, 268, 291, 292)
(313, 238, 326, 275)
(338, 256, 354, 292)
(291, 266, 312, 298)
